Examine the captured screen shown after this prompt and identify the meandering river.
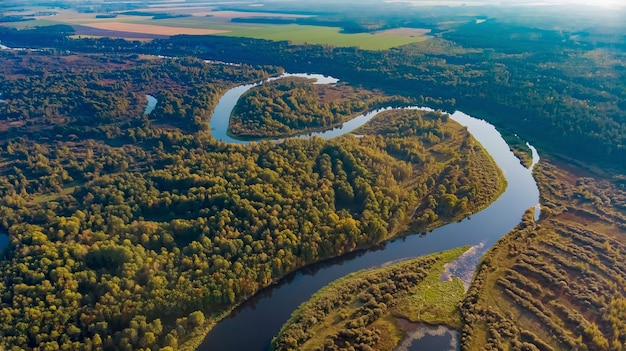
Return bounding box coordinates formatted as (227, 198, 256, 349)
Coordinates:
(199, 73, 540, 350)
(210, 73, 339, 143)
(0, 72, 539, 350)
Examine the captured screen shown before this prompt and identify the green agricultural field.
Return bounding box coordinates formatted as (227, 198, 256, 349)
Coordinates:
(132, 18, 430, 50)
(216, 24, 429, 50)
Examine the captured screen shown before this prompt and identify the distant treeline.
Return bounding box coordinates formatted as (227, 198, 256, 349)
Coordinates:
(0, 25, 73, 47)
(0, 15, 35, 23)
(117, 11, 191, 20)
(95, 14, 118, 19)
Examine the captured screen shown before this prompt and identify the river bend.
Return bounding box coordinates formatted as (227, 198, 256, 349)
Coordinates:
(203, 73, 539, 350)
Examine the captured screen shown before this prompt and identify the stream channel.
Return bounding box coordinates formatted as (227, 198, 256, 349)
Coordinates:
(199, 72, 540, 350)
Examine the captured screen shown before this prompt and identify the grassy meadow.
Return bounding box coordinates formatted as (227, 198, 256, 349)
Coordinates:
(216, 24, 429, 50)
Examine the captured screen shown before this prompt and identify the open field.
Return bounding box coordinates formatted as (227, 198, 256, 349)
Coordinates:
(0, 7, 430, 50)
(199, 10, 312, 19)
(125, 17, 430, 50)
(216, 24, 429, 50)
(69, 25, 168, 40)
(0, 19, 59, 29)
(375, 27, 431, 37)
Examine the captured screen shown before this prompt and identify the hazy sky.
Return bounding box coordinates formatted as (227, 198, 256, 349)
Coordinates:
(385, 0, 625, 7)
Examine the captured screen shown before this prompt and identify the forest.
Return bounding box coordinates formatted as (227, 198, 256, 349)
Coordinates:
(0, 50, 503, 350)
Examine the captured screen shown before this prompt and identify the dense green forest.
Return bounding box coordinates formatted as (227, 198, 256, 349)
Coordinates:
(271, 247, 468, 351)
(459, 161, 626, 350)
(0, 51, 503, 350)
(229, 77, 411, 138)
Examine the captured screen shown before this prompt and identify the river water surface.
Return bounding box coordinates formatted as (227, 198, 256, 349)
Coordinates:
(396, 320, 460, 351)
(0, 232, 8, 251)
(199, 73, 540, 351)
(144, 94, 157, 115)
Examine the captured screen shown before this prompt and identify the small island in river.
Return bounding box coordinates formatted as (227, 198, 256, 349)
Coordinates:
(228, 76, 412, 139)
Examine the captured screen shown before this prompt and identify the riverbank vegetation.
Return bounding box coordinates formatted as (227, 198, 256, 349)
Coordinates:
(498, 129, 533, 168)
(271, 247, 468, 351)
(459, 160, 626, 350)
(0, 50, 503, 350)
(229, 77, 411, 139)
(354, 109, 506, 232)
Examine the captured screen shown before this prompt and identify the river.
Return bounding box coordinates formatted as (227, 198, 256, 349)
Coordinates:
(396, 320, 460, 351)
(197, 72, 541, 350)
(144, 94, 157, 115)
(0, 231, 8, 252)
